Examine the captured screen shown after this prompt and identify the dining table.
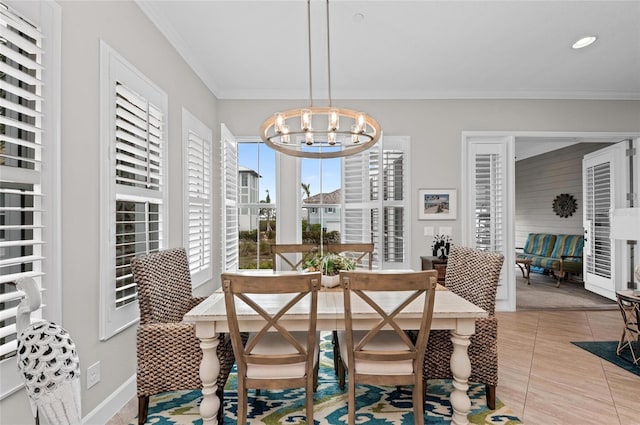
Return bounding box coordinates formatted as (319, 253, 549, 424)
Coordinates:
(184, 271, 488, 425)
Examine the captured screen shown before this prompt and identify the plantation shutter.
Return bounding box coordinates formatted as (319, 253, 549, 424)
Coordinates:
(342, 136, 409, 269)
(466, 140, 508, 300)
(584, 162, 612, 278)
(379, 139, 407, 267)
(342, 148, 373, 244)
(186, 125, 212, 285)
(470, 143, 506, 252)
(221, 124, 239, 271)
(114, 82, 164, 309)
(0, 5, 45, 362)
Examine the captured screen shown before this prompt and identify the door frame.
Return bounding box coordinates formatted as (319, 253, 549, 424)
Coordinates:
(462, 131, 640, 312)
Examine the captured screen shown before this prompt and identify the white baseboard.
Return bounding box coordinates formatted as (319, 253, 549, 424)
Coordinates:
(82, 375, 136, 425)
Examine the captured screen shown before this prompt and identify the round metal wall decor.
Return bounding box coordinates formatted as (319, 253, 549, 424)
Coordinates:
(552, 193, 577, 218)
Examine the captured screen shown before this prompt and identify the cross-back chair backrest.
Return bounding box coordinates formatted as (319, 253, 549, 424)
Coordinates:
(131, 248, 195, 324)
(340, 270, 437, 369)
(444, 246, 504, 315)
(325, 243, 374, 270)
(270, 244, 320, 271)
(221, 272, 321, 378)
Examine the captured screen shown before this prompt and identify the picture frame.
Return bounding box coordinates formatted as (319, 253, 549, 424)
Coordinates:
(418, 189, 457, 220)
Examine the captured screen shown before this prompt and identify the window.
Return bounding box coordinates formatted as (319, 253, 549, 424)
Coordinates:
(100, 41, 167, 339)
(222, 130, 410, 271)
(182, 109, 212, 287)
(0, 0, 60, 398)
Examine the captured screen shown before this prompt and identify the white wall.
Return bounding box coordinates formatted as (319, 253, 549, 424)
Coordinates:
(1, 1, 220, 423)
(515, 142, 611, 247)
(219, 99, 640, 271)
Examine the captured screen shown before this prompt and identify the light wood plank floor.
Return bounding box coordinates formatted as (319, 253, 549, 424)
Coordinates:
(109, 309, 640, 424)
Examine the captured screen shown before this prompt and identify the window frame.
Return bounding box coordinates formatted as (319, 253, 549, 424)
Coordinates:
(99, 41, 168, 340)
(0, 0, 61, 399)
(182, 108, 213, 288)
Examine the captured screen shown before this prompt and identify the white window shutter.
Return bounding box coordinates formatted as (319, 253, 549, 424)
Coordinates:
(221, 124, 239, 271)
(0, 3, 45, 365)
(183, 109, 213, 287)
(469, 142, 506, 252)
(342, 148, 373, 244)
(342, 136, 410, 269)
(100, 42, 167, 339)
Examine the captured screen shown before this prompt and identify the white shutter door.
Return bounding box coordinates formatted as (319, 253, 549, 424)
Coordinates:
(186, 127, 212, 284)
(379, 139, 408, 268)
(0, 4, 45, 364)
(582, 143, 626, 300)
(466, 140, 510, 302)
(221, 124, 239, 271)
(342, 148, 372, 244)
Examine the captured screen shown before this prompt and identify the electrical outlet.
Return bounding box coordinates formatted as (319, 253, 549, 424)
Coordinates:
(87, 361, 101, 389)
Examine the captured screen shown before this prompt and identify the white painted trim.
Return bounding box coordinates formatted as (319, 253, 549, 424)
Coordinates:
(82, 375, 136, 425)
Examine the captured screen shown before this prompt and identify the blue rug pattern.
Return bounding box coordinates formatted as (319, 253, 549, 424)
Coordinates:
(141, 334, 522, 424)
(571, 340, 640, 377)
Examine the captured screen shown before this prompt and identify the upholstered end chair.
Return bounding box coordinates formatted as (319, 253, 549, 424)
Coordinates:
(423, 245, 504, 410)
(132, 248, 235, 425)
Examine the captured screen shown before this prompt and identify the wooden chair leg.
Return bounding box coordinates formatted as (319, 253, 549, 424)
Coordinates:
(338, 357, 346, 390)
(138, 395, 149, 425)
(486, 384, 496, 410)
(332, 330, 340, 375)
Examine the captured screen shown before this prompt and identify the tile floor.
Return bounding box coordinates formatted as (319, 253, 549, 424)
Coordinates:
(109, 309, 640, 424)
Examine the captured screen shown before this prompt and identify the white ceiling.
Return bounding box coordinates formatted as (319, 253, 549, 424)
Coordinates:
(137, 0, 640, 101)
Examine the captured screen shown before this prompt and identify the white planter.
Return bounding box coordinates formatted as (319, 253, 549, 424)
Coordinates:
(321, 274, 340, 288)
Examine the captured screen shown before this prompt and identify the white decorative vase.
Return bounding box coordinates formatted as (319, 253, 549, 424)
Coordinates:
(321, 274, 340, 288)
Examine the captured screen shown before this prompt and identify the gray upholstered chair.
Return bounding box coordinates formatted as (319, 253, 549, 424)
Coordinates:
(131, 248, 235, 425)
(423, 245, 504, 409)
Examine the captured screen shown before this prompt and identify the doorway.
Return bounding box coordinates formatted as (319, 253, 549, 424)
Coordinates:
(462, 132, 640, 312)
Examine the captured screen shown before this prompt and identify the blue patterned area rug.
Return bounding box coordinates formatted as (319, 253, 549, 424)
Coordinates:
(141, 334, 522, 424)
(572, 341, 640, 377)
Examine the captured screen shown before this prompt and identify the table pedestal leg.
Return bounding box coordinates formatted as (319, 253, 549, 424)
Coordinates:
(449, 332, 472, 425)
(199, 334, 221, 425)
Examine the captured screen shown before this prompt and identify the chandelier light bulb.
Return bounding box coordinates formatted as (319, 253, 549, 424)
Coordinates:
(351, 125, 360, 143)
(301, 109, 312, 131)
(275, 113, 285, 133)
(355, 113, 366, 133)
(280, 125, 290, 143)
(305, 130, 314, 145)
(328, 131, 336, 145)
(328, 109, 339, 131)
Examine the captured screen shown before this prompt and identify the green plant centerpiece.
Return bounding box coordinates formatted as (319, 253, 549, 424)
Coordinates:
(304, 252, 356, 287)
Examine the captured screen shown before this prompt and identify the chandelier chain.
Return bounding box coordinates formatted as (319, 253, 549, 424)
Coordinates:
(307, 0, 313, 107)
(326, 0, 332, 107)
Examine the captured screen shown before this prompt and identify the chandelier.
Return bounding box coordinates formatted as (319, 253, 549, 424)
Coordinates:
(260, 0, 381, 159)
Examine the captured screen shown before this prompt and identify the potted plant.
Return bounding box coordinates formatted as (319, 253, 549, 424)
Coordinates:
(304, 252, 356, 287)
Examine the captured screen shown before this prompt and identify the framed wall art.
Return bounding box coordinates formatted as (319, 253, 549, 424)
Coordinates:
(418, 189, 457, 220)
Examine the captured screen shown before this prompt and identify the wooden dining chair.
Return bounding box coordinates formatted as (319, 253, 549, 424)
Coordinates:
(336, 270, 438, 425)
(221, 272, 322, 424)
(270, 243, 319, 271)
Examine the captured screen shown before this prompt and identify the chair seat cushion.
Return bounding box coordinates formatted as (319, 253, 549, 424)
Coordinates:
(337, 330, 413, 375)
(245, 331, 320, 379)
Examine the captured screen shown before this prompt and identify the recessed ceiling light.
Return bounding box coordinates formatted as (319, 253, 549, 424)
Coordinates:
(572, 36, 597, 49)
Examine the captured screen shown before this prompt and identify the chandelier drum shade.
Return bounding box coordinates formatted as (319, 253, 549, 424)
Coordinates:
(260, 0, 381, 158)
